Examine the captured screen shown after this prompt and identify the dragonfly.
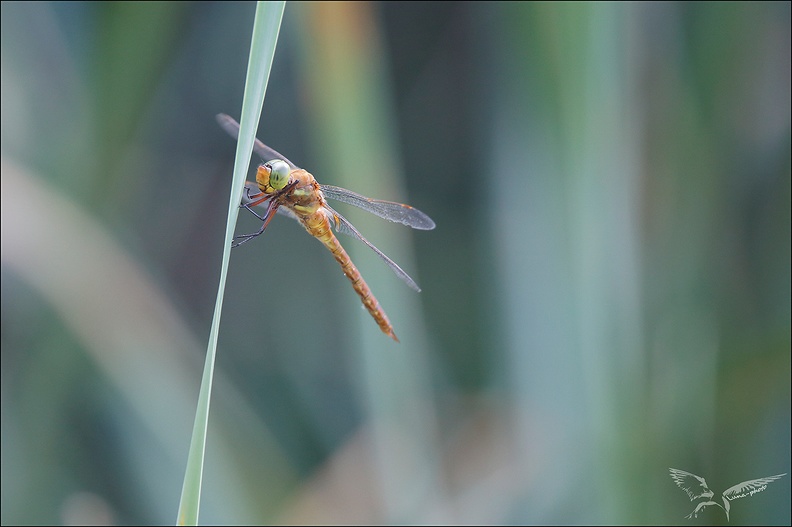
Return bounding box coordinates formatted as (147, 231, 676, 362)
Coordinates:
(217, 114, 435, 342)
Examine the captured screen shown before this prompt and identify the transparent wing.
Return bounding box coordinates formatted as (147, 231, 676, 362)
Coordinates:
(218, 114, 435, 230)
(722, 474, 787, 501)
(322, 185, 435, 231)
(324, 204, 422, 292)
(216, 113, 299, 169)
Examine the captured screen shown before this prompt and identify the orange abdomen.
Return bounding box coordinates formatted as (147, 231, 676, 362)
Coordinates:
(304, 211, 398, 342)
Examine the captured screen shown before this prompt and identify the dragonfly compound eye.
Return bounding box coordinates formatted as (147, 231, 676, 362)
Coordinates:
(266, 159, 291, 190)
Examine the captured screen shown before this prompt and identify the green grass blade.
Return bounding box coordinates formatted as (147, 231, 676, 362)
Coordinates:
(176, 2, 285, 525)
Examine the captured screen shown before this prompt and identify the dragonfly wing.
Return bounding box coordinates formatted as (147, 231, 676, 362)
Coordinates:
(324, 204, 422, 292)
(322, 185, 435, 230)
(216, 114, 299, 169)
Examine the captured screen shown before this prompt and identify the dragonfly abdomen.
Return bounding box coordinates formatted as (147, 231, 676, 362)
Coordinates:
(306, 212, 398, 342)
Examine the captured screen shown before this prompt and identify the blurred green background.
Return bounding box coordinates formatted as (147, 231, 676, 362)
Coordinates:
(1, 1, 789, 525)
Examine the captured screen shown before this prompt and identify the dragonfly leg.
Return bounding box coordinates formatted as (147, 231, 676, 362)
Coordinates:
(242, 186, 266, 205)
(240, 202, 268, 222)
(243, 185, 259, 200)
(233, 181, 298, 248)
(239, 189, 271, 222)
(232, 199, 279, 248)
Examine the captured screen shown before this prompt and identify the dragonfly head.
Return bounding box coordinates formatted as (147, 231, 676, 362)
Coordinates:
(258, 159, 291, 191)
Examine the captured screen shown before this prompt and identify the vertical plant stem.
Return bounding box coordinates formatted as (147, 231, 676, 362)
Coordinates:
(176, 2, 285, 525)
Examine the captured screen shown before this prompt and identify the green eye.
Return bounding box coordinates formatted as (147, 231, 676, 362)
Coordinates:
(267, 160, 291, 190)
